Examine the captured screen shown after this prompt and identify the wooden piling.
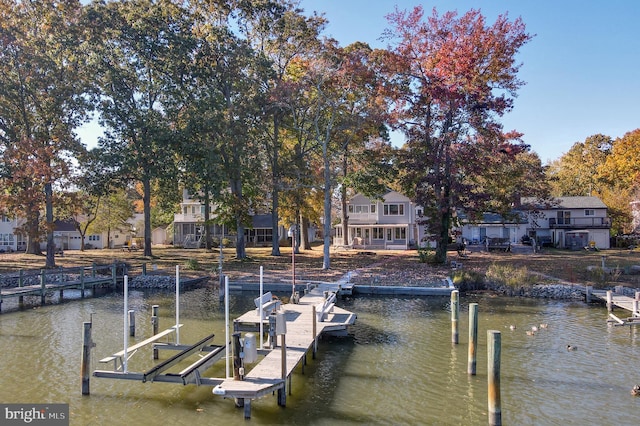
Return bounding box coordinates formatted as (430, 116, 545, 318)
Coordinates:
(232, 332, 243, 381)
(487, 330, 502, 426)
(451, 290, 459, 344)
(80, 268, 85, 298)
(142, 263, 147, 276)
(468, 303, 478, 375)
(151, 305, 159, 359)
(606, 290, 613, 312)
(18, 270, 23, 308)
(585, 285, 592, 303)
(81, 321, 92, 395)
(129, 310, 135, 337)
(111, 263, 116, 289)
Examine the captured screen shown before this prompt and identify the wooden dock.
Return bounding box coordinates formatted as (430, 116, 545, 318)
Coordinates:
(590, 288, 640, 326)
(0, 264, 120, 312)
(213, 284, 356, 418)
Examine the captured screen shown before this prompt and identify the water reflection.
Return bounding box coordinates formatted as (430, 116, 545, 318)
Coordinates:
(0, 289, 638, 425)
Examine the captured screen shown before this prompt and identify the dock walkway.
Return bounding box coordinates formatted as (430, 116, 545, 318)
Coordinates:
(591, 288, 640, 325)
(0, 265, 119, 312)
(213, 283, 356, 418)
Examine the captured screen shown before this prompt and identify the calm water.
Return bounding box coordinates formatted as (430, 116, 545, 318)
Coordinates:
(0, 288, 639, 425)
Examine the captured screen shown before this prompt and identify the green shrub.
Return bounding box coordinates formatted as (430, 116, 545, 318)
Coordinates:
(485, 263, 534, 288)
(452, 270, 485, 291)
(185, 258, 200, 270)
(417, 246, 437, 264)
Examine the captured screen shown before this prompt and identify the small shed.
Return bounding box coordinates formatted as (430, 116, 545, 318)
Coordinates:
(565, 230, 589, 251)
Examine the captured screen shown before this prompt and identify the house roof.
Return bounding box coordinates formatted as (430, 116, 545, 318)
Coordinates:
(521, 196, 607, 209)
(349, 190, 410, 204)
(252, 214, 273, 228)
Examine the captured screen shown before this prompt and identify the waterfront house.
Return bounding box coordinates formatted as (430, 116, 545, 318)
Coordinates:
(333, 191, 425, 250)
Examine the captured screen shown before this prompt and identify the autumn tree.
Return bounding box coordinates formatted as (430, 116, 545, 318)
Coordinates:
(86, 0, 192, 256)
(0, 0, 92, 267)
(379, 7, 533, 263)
(596, 129, 640, 234)
(546, 134, 612, 197)
(236, 0, 326, 257)
(183, 5, 266, 259)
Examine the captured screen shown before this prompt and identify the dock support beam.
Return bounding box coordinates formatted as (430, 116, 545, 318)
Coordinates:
(488, 330, 502, 426)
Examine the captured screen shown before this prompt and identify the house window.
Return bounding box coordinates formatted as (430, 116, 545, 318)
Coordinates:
(0, 233, 15, 246)
(373, 227, 384, 239)
(585, 209, 595, 216)
(371, 204, 376, 213)
(415, 207, 423, 217)
(383, 204, 404, 216)
(557, 211, 571, 225)
(349, 205, 372, 214)
(183, 206, 188, 215)
(1, 215, 11, 222)
(201, 205, 206, 215)
(355, 228, 362, 237)
(394, 227, 406, 240)
(89, 235, 101, 241)
(386, 229, 392, 241)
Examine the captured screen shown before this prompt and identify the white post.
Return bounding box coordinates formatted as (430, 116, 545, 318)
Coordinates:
(175, 265, 180, 345)
(260, 266, 264, 349)
(225, 275, 230, 379)
(123, 275, 128, 373)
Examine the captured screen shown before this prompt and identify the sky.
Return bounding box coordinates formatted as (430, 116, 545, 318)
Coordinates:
(296, 0, 640, 162)
(76, 0, 640, 163)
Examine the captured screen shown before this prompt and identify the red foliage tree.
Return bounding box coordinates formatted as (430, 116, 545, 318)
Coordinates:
(378, 7, 534, 263)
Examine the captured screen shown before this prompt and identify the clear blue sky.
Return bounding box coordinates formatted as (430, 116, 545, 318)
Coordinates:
(299, 0, 640, 162)
(77, 1, 640, 163)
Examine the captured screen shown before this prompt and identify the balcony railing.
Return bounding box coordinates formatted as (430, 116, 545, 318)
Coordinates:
(548, 217, 611, 228)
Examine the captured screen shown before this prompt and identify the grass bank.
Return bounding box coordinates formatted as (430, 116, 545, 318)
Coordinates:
(1, 245, 640, 290)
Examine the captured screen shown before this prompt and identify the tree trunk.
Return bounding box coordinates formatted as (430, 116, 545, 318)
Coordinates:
(322, 141, 331, 270)
(25, 208, 42, 255)
(203, 191, 211, 250)
(340, 180, 349, 247)
(142, 176, 153, 257)
(45, 181, 55, 268)
(300, 216, 311, 250)
(270, 116, 281, 256)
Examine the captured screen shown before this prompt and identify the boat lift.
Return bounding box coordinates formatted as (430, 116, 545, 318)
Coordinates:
(82, 266, 231, 394)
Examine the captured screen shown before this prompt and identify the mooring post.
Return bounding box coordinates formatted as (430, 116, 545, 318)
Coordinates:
(278, 333, 287, 407)
(81, 321, 93, 395)
(606, 290, 613, 312)
(488, 330, 502, 426)
(468, 303, 478, 375)
(585, 285, 592, 303)
(151, 305, 159, 359)
(129, 310, 135, 337)
(91, 262, 96, 278)
(40, 269, 46, 306)
(451, 290, 459, 344)
(111, 263, 116, 289)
